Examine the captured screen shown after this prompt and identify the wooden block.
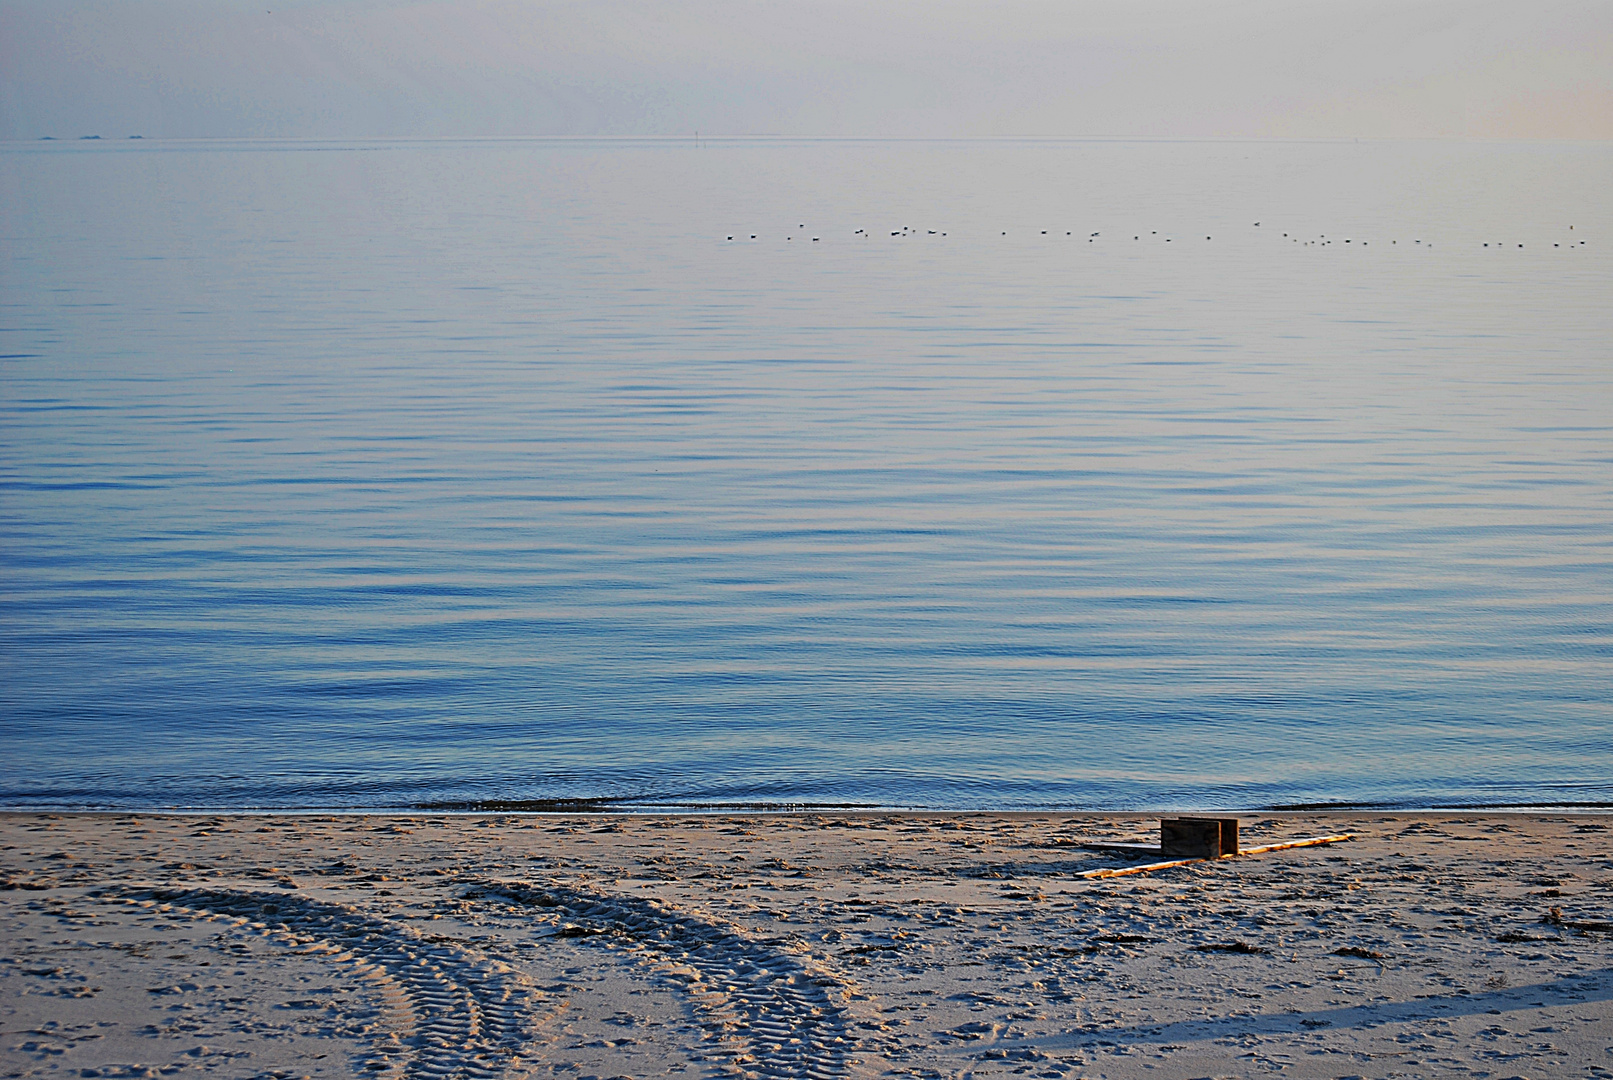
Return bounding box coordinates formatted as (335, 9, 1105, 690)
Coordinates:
(1161, 818, 1222, 857)
(1218, 817, 1239, 855)
(1161, 817, 1240, 857)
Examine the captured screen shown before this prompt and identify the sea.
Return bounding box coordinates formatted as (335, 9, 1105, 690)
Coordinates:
(2, 137, 1609, 812)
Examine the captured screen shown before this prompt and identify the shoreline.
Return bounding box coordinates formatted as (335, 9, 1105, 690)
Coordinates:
(4, 801, 1611, 817)
(3, 810, 1610, 1079)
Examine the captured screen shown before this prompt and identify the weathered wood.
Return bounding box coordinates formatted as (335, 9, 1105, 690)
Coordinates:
(1162, 818, 1224, 857)
(1234, 834, 1352, 856)
(1219, 817, 1239, 855)
(1076, 856, 1209, 879)
(1074, 833, 1352, 880)
(1083, 818, 1239, 858)
(1161, 817, 1240, 856)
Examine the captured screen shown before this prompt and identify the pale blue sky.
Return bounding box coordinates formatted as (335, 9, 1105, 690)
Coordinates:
(2, 0, 1609, 140)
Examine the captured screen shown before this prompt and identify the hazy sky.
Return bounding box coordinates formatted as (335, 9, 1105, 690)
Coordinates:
(3, 0, 1609, 140)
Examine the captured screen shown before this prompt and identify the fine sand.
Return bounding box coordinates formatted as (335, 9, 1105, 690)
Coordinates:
(2, 811, 1609, 1080)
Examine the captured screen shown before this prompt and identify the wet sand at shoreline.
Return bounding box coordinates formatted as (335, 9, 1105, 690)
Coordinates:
(3, 811, 1610, 1079)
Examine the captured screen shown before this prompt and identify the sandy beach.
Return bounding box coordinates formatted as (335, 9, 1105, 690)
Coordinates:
(2, 811, 1609, 1079)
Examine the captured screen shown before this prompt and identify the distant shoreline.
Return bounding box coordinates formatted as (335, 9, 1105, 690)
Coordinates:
(4, 800, 1610, 817)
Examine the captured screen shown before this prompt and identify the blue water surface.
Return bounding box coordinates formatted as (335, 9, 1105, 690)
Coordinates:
(2, 138, 1610, 810)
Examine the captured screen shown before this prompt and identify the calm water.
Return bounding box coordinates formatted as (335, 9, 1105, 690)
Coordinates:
(2, 138, 1610, 811)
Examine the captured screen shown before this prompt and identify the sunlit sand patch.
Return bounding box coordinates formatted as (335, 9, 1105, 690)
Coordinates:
(2, 889, 383, 1078)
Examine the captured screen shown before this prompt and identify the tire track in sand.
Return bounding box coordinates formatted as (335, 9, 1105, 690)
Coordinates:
(101, 887, 555, 1080)
(463, 879, 853, 1080)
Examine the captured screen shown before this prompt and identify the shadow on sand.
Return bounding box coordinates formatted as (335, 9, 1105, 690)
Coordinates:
(1037, 969, 1612, 1048)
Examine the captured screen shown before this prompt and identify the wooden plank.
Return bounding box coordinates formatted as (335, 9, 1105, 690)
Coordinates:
(1076, 856, 1208, 879)
(1074, 833, 1352, 880)
(1236, 833, 1353, 855)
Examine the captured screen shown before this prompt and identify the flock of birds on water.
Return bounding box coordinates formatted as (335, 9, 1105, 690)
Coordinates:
(726, 222, 1590, 250)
